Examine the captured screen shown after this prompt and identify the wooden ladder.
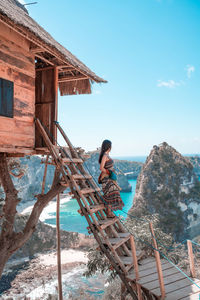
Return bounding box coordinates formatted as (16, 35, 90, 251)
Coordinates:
(35, 118, 164, 300)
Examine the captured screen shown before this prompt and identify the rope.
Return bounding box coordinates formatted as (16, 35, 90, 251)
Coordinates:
(36, 119, 200, 291)
(121, 206, 200, 251)
(117, 217, 200, 290)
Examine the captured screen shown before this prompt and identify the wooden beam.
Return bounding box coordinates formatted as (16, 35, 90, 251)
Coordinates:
(58, 65, 75, 70)
(30, 47, 44, 53)
(56, 193, 63, 300)
(149, 222, 166, 299)
(54, 67, 58, 143)
(130, 236, 143, 300)
(187, 240, 196, 278)
(35, 53, 55, 66)
(0, 147, 35, 155)
(36, 66, 54, 72)
(58, 76, 89, 83)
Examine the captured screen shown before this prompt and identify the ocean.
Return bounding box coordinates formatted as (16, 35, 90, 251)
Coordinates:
(44, 179, 137, 234)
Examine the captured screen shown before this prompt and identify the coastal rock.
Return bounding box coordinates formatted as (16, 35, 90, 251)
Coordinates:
(189, 156, 200, 177)
(129, 142, 200, 240)
(114, 159, 142, 180)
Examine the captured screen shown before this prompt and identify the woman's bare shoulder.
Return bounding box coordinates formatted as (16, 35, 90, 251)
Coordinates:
(103, 153, 109, 159)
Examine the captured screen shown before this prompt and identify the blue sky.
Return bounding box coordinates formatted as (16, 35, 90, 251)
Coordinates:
(22, 0, 200, 156)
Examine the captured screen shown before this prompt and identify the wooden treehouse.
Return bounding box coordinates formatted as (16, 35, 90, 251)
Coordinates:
(0, 0, 106, 156)
(0, 1, 200, 299)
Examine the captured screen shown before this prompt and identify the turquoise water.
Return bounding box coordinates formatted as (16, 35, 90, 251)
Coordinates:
(44, 179, 137, 234)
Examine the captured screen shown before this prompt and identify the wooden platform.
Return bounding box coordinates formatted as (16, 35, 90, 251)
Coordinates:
(127, 257, 200, 299)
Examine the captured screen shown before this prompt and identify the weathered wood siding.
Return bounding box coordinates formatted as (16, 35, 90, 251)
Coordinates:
(0, 22, 35, 150)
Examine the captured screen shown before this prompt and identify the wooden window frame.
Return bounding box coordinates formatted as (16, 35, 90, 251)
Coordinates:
(0, 78, 14, 118)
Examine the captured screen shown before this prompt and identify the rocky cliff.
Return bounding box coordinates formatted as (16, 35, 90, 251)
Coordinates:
(189, 156, 200, 177)
(129, 142, 200, 240)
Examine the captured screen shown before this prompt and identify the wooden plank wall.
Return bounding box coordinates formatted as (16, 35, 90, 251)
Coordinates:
(0, 22, 35, 150)
(35, 68, 57, 147)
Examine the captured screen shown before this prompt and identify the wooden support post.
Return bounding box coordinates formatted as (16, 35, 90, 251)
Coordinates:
(41, 155, 49, 194)
(121, 282, 127, 300)
(149, 222, 165, 299)
(53, 66, 58, 144)
(130, 235, 143, 300)
(187, 240, 196, 278)
(56, 194, 63, 300)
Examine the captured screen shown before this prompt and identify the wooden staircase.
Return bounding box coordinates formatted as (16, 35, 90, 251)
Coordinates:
(35, 118, 200, 300)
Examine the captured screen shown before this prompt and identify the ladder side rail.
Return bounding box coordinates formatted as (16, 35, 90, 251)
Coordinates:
(62, 163, 107, 222)
(73, 191, 138, 300)
(72, 190, 128, 273)
(60, 147, 103, 209)
(55, 122, 79, 158)
(54, 123, 142, 282)
(35, 119, 69, 183)
(149, 222, 166, 299)
(55, 122, 105, 199)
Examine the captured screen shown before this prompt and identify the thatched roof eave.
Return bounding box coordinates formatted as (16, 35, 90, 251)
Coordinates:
(0, 0, 107, 86)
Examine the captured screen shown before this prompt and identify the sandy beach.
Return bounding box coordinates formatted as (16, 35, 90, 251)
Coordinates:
(1, 249, 94, 300)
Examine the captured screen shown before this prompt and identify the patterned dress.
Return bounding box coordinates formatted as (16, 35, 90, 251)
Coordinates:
(101, 156, 124, 211)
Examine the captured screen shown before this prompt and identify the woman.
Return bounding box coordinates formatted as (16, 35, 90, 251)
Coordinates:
(98, 140, 124, 217)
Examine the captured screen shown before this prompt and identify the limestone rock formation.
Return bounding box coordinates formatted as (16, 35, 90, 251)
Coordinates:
(129, 142, 200, 240)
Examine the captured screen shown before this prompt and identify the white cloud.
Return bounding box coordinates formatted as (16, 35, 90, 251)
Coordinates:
(157, 79, 182, 88)
(186, 65, 195, 78)
(18, 0, 26, 4)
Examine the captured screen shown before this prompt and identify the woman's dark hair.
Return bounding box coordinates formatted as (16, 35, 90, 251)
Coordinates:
(98, 140, 112, 164)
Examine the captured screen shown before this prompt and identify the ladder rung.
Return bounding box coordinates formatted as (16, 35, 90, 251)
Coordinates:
(118, 232, 131, 238)
(60, 181, 68, 187)
(89, 204, 105, 213)
(72, 174, 92, 180)
(61, 158, 83, 164)
(98, 217, 118, 230)
(81, 187, 101, 195)
(119, 251, 142, 265)
(108, 235, 131, 250)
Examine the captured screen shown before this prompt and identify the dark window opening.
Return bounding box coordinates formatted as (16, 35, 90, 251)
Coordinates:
(0, 78, 14, 118)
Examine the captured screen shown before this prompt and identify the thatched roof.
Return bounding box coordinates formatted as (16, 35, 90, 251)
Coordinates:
(0, 0, 106, 95)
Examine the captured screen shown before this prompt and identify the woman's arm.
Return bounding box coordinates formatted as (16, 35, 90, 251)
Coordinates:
(100, 155, 109, 174)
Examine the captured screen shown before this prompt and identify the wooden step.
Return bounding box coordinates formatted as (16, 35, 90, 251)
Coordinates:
(60, 181, 69, 187)
(127, 260, 174, 282)
(152, 278, 200, 298)
(89, 204, 105, 213)
(72, 174, 92, 180)
(108, 235, 131, 250)
(165, 279, 200, 300)
(98, 217, 118, 230)
(81, 187, 101, 195)
(61, 158, 83, 164)
(119, 251, 143, 265)
(118, 232, 131, 238)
